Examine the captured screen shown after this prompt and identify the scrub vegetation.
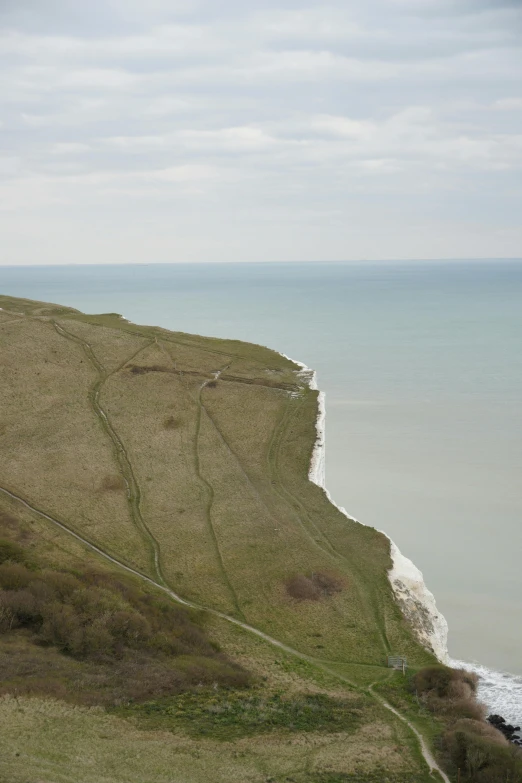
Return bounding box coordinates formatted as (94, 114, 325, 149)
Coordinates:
(0, 533, 249, 705)
(0, 293, 511, 782)
(375, 666, 522, 783)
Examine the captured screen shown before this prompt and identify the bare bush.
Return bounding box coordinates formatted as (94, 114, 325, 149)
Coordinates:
(0, 562, 32, 590)
(440, 726, 522, 782)
(128, 364, 172, 375)
(427, 693, 486, 721)
(452, 719, 509, 746)
(100, 474, 126, 492)
(0, 534, 251, 705)
(0, 589, 40, 627)
(285, 572, 344, 601)
(414, 665, 453, 697)
(312, 572, 343, 596)
(285, 575, 321, 601)
(0, 540, 26, 565)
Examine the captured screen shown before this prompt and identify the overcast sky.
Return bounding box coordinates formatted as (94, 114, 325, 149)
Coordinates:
(1, 0, 521, 264)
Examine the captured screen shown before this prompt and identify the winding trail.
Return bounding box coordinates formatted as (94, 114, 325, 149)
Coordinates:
(0, 479, 449, 780)
(369, 682, 450, 782)
(0, 317, 449, 781)
(0, 318, 24, 328)
(52, 321, 165, 584)
(194, 370, 245, 620)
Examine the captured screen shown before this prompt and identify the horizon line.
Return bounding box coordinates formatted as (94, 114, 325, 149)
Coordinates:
(1, 257, 522, 268)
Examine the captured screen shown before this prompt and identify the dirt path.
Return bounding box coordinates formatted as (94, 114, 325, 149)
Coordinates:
(0, 480, 450, 781)
(369, 683, 450, 782)
(52, 321, 165, 584)
(194, 371, 245, 620)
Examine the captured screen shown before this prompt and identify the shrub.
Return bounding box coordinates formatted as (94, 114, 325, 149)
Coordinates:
(0, 533, 251, 704)
(414, 666, 487, 724)
(286, 575, 320, 601)
(0, 562, 32, 590)
(441, 727, 522, 782)
(38, 570, 83, 599)
(39, 603, 82, 653)
(100, 474, 126, 492)
(0, 589, 40, 627)
(28, 578, 56, 603)
(285, 572, 344, 601)
(81, 623, 115, 657)
(0, 606, 15, 632)
(107, 610, 151, 645)
(428, 694, 486, 721)
(452, 719, 508, 746)
(0, 540, 26, 565)
(413, 665, 453, 697)
(312, 572, 343, 596)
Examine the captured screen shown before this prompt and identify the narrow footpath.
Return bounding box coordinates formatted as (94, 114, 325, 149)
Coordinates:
(0, 482, 450, 782)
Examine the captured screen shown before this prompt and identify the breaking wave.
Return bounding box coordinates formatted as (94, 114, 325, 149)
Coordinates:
(451, 659, 522, 726)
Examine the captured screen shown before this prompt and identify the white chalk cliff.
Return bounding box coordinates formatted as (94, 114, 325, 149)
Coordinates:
(292, 362, 449, 663)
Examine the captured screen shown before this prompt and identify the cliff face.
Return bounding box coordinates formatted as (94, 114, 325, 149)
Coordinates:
(387, 543, 449, 663)
(307, 379, 449, 663)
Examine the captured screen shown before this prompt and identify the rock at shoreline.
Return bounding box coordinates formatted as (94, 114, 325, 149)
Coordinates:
(488, 714, 522, 745)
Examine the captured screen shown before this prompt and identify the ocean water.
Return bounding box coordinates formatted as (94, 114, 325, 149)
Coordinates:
(1, 260, 521, 721)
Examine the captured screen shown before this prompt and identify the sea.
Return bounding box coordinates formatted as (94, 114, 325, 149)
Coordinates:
(1, 260, 521, 724)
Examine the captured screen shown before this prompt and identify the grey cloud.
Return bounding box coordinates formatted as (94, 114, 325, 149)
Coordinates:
(0, 0, 521, 263)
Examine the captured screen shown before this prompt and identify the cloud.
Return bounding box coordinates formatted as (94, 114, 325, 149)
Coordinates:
(50, 143, 91, 155)
(0, 0, 521, 262)
(152, 163, 219, 182)
(494, 97, 522, 110)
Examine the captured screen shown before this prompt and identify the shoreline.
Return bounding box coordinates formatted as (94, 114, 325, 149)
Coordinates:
(287, 354, 450, 663)
(288, 355, 521, 723)
(450, 658, 522, 727)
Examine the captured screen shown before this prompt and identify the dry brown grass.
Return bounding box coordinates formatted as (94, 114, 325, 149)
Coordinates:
(163, 415, 179, 430)
(286, 572, 344, 601)
(128, 363, 172, 375)
(0, 693, 424, 783)
(286, 574, 322, 600)
(0, 319, 152, 575)
(54, 318, 149, 374)
(100, 474, 126, 492)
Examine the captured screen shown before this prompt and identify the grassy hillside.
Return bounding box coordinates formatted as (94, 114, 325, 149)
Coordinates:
(0, 293, 446, 782)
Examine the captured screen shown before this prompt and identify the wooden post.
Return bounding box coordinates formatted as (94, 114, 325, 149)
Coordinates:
(457, 767, 461, 783)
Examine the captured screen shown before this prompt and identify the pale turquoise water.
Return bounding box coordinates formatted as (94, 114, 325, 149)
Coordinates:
(1, 261, 521, 716)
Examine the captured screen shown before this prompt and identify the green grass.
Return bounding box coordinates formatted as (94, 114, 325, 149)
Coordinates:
(119, 687, 367, 740)
(313, 774, 437, 783)
(0, 293, 447, 782)
(372, 670, 446, 748)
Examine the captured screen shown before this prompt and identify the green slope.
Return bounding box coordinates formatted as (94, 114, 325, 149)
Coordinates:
(0, 293, 448, 783)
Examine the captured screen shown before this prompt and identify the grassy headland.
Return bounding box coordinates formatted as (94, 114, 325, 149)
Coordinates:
(0, 293, 514, 782)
